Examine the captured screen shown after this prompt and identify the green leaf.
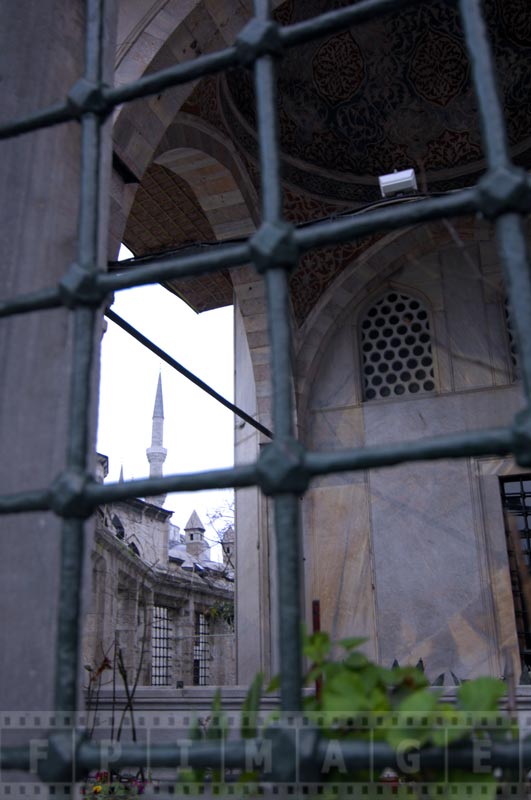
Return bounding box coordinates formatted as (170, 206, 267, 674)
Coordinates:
(430, 704, 470, 747)
(206, 688, 228, 740)
(398, 688, 441, 715)
(241, 672, 263, 738)
(265, 673, 281, 693)
(337, 636, 368, 651)
(386, 689, 440, 751)
(189, 716, 203, 741)
(303, 630, 331, 664)
(322, 671, 371, 715)
(457, 677, 505, 713)
(389, 665, 430, 691)
(343, 651, 370, 670)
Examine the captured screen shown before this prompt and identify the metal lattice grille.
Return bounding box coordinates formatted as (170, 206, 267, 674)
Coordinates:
(151, 606, 171, 687)
(193, 612, 209, 686)
(361, 291, 435, 400)
(1, 0, 531, 786)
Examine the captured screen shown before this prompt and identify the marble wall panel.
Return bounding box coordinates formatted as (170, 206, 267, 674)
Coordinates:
(483, 302, 511, 388)
(369, 460, 495, 676)
(432, 309, 453, 393)
(363, 385, 523, 448)
(308, 322, 359, 411)
(308, 407, 365, 452)
(394, 251, 441, 287)
(479, 240, 500, 274)
(440, 248, 493, 391)
(302, 482, 377, 660)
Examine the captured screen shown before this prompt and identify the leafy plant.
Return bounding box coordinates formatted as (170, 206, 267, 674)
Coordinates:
(206, 600, 235, 629)
(187, 630, 516, 797)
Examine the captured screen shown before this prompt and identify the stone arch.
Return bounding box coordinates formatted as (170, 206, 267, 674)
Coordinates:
(127, 536, 143, 559)
(110, 0, 285, 254)
(113, 0, 253, 178)
(295, 217, 492, 429)
(154, 118, 259, 240)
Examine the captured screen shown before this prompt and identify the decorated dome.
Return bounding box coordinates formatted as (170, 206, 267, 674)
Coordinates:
(220, 0, 531, 203)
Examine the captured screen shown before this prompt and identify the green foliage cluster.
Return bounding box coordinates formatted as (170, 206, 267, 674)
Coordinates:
(206, 600, 235, 629)
(177, 631, 516, 797)
(299, 631, 513, 797)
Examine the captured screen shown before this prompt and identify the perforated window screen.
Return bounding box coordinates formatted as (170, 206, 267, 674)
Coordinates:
(361, 291, 435, 401)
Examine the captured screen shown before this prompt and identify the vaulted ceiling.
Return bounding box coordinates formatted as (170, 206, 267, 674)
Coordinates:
(119, 0, 531, 323)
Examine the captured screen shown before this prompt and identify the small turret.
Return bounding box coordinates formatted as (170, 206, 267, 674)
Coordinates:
(222, 525, 235, 568)
(184, 510, 210, 561)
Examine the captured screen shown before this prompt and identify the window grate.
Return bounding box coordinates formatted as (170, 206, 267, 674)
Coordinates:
(151, 606, 171, 687)
(193, 612, 209, 686)
(361, 291, 435, 401)
(1, 0, 531, 785)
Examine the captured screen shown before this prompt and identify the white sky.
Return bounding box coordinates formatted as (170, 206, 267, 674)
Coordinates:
(96, 245, 234, 555)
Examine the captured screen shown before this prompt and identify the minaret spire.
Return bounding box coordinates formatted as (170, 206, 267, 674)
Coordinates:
(146, 373, 167, 505)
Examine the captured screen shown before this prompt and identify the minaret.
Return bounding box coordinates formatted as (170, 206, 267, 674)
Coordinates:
(146, 373, 167, 506)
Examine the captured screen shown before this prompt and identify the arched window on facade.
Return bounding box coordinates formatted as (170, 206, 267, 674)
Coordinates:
(360, 290, 435, 401)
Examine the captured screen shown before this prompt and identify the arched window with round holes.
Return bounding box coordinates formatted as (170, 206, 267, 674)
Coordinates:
(360, 291, 436, 401)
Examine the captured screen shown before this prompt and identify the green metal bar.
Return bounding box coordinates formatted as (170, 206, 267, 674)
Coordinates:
(55, 518, 87, 711)
(280, 0, 422, 49)
(0, 746, 32, 772)
(0, 464, 259, 517)
(103, 47, 238, 107)
(0, 102, 75, 140)
(55, 0, 105, 715)
(0, 288, 62, 318)
(458, 0, 531, 412)
(495, 215, 531, 407)
(2, 735, 531, 780)
(86, 463, 259, 504)
(305, 427, 514, 477)
(0, 426, 517, 516)
(252, 0, 303, 715)
(295, 188, 479, 252)
(458, 0, 512, 170)
(0, 189, 480, 321)
(76, 739, 248, 771)
(98, 241, 250, 292)
(0, 489, 51, 514)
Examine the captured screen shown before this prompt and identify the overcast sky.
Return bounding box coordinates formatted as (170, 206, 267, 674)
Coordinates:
(96, 246, 234, 554)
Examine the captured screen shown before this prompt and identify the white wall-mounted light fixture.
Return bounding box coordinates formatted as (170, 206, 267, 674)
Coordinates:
(378, 168, 418, 198)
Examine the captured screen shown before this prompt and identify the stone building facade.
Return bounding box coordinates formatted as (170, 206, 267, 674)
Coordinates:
(83, 380, 235, 690)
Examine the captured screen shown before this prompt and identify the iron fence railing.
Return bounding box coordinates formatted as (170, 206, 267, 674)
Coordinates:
(1, 0, 531, 789)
